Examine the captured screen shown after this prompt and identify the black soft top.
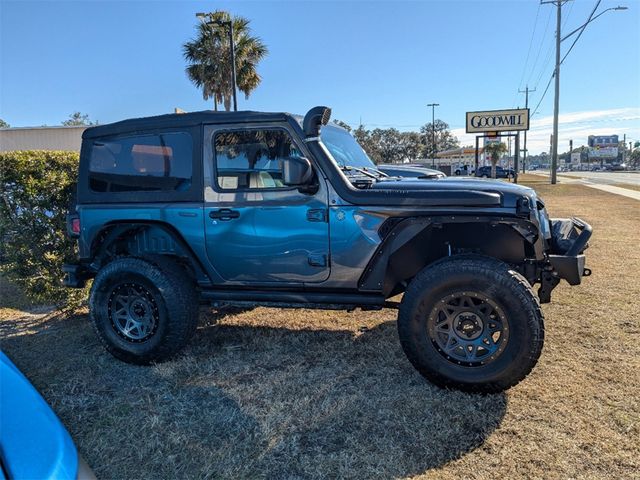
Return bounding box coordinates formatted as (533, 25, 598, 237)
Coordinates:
(82, 110, 294, 139)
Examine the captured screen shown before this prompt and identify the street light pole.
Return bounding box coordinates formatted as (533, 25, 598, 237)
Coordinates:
(195, 13, 238, 112)
(213, 19, 238, 112)
(228, 22, 238, 111)
(427, 103, 439, 167)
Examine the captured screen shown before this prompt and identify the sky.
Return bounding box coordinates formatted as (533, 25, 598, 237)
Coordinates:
(1, 0, 639, 154)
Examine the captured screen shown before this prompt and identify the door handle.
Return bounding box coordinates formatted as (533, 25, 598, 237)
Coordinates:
(308, 254, 328, 267)
(306, 209, 327, 222)
(209, 209, 240, 221)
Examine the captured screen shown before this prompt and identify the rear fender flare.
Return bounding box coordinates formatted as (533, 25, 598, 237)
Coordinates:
(90, 221, 210, 283)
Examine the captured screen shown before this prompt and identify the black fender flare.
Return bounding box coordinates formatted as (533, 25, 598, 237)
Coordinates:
(89, 221, 210, 284)
(358, 215, 541, 296)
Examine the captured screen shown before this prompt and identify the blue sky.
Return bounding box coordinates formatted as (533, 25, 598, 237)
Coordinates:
(1, 0, 639, 153)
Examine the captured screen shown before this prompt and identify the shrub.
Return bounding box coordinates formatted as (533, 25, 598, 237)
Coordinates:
(0, 150, 86, 308)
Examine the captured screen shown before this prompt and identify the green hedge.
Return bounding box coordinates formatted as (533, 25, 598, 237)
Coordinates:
(0, 150, 86, 307)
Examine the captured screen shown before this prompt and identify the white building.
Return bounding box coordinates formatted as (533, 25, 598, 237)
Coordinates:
(436, 147, 486, 167)
(0, 126, 86, 152)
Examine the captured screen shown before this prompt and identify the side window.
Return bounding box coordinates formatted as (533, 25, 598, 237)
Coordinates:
(89, 132, 192, 192)
(214, 129, 301, 190)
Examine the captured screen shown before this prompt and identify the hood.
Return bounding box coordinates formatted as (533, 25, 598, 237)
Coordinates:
(370, 177, 537, 209)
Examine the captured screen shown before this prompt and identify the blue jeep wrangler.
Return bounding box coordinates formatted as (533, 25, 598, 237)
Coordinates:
(64, 106, 591, 392)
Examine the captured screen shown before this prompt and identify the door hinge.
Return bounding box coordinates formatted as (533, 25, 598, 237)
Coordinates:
(306, 209, 328, 222)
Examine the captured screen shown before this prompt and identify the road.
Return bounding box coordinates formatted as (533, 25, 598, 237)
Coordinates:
(533, 170, 640, 186)
(530, 169, 640, 201)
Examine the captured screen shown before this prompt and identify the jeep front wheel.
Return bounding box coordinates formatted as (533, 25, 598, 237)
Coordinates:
(89, 257, 199, 364)
(397, 255, 544, 393)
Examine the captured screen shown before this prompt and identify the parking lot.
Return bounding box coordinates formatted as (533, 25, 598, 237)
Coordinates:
(1, 176, 639, 479)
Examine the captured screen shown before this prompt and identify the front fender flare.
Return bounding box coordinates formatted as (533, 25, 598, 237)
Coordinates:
(358, 215, 541, 296)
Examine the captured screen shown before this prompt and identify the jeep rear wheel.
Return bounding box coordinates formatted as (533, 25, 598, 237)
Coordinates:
(89, 257, 199, 364)
(397, 255, 544, 393)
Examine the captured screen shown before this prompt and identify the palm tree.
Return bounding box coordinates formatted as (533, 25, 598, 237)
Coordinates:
(183, 11, 268, 111)
(483, 142, 508, 179)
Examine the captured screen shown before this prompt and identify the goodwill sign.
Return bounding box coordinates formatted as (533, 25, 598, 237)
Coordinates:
(466, 109, 530, 133)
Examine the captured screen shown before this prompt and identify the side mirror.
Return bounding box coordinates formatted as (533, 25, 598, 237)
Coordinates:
(282, 157, 313, 186)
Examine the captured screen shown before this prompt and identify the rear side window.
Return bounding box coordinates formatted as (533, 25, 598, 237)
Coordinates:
(89, 132, 192, 192)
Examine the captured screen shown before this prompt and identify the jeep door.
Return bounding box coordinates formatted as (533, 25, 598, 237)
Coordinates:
(202, 124, 330, 285)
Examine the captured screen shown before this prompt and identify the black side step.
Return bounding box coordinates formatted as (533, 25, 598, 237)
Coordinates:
(200, 290, 388, 310)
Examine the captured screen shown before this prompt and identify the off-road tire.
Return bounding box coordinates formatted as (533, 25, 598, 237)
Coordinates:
(397, 255, 544, 393)
(89, 256, 199, 364)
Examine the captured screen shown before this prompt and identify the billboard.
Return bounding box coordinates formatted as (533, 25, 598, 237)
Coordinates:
(588, 147, 618, 158)
(466, 109, 530, 133)
(588, 135, 618, 147)
(588, 135, 619, 159)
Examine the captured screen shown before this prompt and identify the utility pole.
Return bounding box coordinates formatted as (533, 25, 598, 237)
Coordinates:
(427, 103, 439, 167)
(540, 0, 569, 185)
(518, 85, 536, 173)
(540, 0, 626, 184)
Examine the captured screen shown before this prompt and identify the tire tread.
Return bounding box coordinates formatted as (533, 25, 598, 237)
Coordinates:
(398, 254, 544, 393)
(89, 256, 199, 364)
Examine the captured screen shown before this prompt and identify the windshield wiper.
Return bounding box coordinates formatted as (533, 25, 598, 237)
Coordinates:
(340, 165, 388, 180)
(364, 166, 390, 178)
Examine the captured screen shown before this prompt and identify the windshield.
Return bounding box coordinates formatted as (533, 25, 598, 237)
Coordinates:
(320, 125, 376, 169)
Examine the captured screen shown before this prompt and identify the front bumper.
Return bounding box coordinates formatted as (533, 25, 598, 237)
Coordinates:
(538, 217, 592, 303)
(548, 217, 592, 285)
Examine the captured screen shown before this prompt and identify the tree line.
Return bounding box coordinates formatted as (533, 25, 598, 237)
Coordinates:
(333, 119, 460, 165)
(0, 112, 97, 128)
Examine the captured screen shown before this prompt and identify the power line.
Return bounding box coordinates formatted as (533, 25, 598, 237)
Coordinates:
(561, 0, 575, 29)
(528, 0, 573, 92)
(561, 0, 602, 65)
(533, 40, 555, 89)
(518, 2, 542, 91)
(531, 72, 554, 117)
(532, 2, 604, 117)
(526, 6, 554, 87)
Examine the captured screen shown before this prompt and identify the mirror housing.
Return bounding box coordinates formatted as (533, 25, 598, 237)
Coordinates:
(282, 157, 313, 186)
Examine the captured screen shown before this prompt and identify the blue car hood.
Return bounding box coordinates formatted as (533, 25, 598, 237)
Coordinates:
(0, 351, 79, 480)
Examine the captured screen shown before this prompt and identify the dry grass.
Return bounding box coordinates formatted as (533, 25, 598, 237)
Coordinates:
(1, 181, 639, 479)
(611, 183, 640, 192)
